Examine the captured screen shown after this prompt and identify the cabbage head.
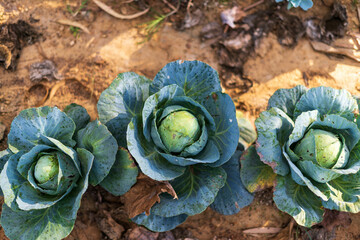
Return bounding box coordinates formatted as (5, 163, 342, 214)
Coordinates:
(240, 85, 360, 227)
(0, 105, 137, 240)
(275, 0, 313, 10)
(97, 60, 254, 231)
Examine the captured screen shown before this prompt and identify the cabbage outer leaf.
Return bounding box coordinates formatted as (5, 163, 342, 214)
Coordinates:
(132, 212, 188, 232)
(294, 86, 358, 119)
(8, 106, 76, 153)
(322, 142, 360, 212)
(151, 165, 226, 217)
(211, 150, 254, 215)
(236, 111, 257, 148)
(99, 148, 138, 196)
(202, 92, 239, 167)
(63, 103, 90, 133)
(240, 146, 276, 193)
(255, 107, 294, 175)
(77, 120, 118, 185)
(273, 175, 324, 228)
(267, 85, 307, 120)
(97, 72, 151, 147)
(151, 60, 221, 103)
(0, 149, 11, 196)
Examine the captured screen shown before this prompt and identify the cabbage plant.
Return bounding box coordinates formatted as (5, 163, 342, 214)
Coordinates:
(240, 85, 360, 227)
(0, 104, 138, 240)
(275, 0, 313, 10)
(97, 60, 254, 231)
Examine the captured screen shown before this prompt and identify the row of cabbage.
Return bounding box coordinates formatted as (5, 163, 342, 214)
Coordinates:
(0, 60, 359, 240)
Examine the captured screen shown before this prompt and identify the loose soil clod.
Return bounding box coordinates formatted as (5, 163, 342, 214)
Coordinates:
(0, 20, 40, 70)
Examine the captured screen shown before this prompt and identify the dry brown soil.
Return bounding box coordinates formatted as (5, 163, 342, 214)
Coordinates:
(0, 0, 360, 239)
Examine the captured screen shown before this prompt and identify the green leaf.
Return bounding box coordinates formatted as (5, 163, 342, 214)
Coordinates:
(0, 148, 94, 240)
(236, 111, 257, 148)
(142, 84, 187, 142)
(255, 107, 294, 176)
(309, 114, 360, 151)
(151, 165, 226, 217)
(158, 140, 220, 166)
(77, 120, 118, 185)
(322, 170, 360, 213)
(283, 147, 330, 201)
(132, 212, 188, 232)
(1, 204, 75, 240)
(42, 136, 82, 177)
(0, 149, 13, 196)
(202, 92, 239, 167)
(127, 117, 185, 181)
(17, 145, 53, 178)
(63, 103, 90, 133)
(267, 85, 307, 119)
(273, 175, 324, 228)
(8, 106, 76, 153)
(211, 150, 254, 215)
(100, 148, 139, 196)
(97, 72, 151, 147)
(151, 60, 222, 102)
(16, 151, 80, 211)
(0, 152, 26, 209)
(240, 146, 277, 193)
(322, 143, 360, 212)
(294, 86, 358, 119)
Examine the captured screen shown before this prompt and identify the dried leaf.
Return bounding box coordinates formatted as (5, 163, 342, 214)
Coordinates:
(223, 32, 252, 51)
(30, 60, 62, 82)
(220, 6, 246, 28)
(124, 174, 177, 218)
(243, 227, 283, 234)
(126, 227, 159, 240)
(56, 19, 90, 34)
(310, 41, 360, 62)
(0, 44, 11, 69)
(182, 9, 203, 29)
(93, 0, 149, 20)
(98, 210, 125, 240)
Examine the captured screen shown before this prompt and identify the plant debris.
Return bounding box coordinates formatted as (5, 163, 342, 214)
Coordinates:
(0, 122, 5, 141)
(0, 44, 11, 69)
(305, 3, 348, 44)
(98, 210, 125, 240)
(56, 19, 90, 34)
(207, 2, 349, 93)
(220, 6, 246, 29)
(216, 3, 305, 92)
(93, 0, 149, 19)
(123, 174, 177, 218)
(181, 9, 203, 29)
(310, 39, 360, 62)
(0, 20, 40, 70)
(125, 227, 159, 240)
(30, 60, 62, 82)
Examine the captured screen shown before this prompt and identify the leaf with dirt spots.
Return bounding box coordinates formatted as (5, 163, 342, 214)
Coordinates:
(240, 146, 276, 193)
(124, 174, 177, 219)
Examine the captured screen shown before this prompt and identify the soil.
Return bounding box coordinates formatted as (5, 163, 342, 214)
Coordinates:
(0, 0, 360, 239)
